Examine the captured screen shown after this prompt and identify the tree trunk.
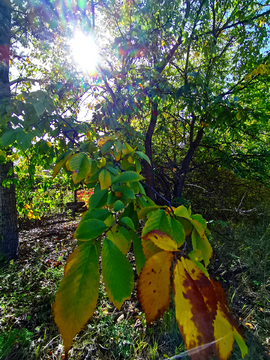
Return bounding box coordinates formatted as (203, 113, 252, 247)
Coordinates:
(174, 127, 204, 199)
(0, 162, 18, 261)
(0, 0, 19, 262)
(144, 102, 158, 201)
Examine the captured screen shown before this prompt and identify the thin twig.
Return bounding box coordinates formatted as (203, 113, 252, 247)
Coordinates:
(141, 181, 173, 211)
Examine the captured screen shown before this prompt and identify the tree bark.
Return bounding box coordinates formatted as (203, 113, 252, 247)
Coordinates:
(144, 102, 158, 201)
(0, 0, 19, 262)
(174, 127, 204, 199)
(0, 162, 18, 261)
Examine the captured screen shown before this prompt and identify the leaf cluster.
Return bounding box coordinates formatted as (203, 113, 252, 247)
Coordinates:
(52, 135, 248, 360)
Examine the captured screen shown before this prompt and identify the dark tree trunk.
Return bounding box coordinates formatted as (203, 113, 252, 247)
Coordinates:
(0, 162, 18, 261)
(0, 0, 19, 262)
(174, 127, 204, 199)
(144, 102, 158, 201)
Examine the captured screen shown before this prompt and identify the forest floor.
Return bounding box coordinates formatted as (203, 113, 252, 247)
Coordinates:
(0, 214, 270, 360)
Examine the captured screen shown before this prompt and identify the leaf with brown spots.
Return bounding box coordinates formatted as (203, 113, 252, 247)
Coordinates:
(138, 251, 174, 323)
(142, 230, 180, 251)
(173, 258, 215, 360)
(173, 257, 248, 360)
(210, 280, 248, 359)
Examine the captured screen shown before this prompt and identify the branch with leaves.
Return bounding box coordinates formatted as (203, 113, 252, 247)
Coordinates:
(52, 136, 248, 360)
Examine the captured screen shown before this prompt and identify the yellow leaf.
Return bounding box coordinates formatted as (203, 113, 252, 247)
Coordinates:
(174, 205, 191, 219)
(141, 237, 162, 260)
(107, 230, 131, 255)
(211, 280, 248, 359)
(98, 157, 106, 168)
(173, 258, 214, 359)
(99, 169, 111, 190)
(173, 258, 247, 360)
(127, 155, 133, 164)
(251, 69, 258, 76)
(138, 251, 173, 323)
(98, 137, 108, 147)
(142, 230, 179, 251)
(214, 309, 234, 360)
(115, 152, 121, 161)
(53, 152, 73, 178)
(236, 112, 242, 120)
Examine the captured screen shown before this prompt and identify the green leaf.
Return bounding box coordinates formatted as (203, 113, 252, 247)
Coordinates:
(111, 171, 144, 184)
(106, 166, 119, 176)
(191, 229, 213, 267)
(131, 233, 146, 275)
(135, 151, 151, 165)
(53, 151, 73, 178)
(175, 84, 191, 98)
(53, 242, 100, 352)
(88, 189, 108, 210)
(101, 238, 134, 309)
(113, 185, 135, 199)
(113, 200, 125, 211)
(129, 181, 140, 194)
(101, 140, 113, 155)
(44, 99, 55, 113)
(67, 153, 91, 184)
(1, 129, 18, 147)
(177, 217, 193, 237)
(75, 219, 108, 241)
(188, 250, 209, 277)
(134, 158, 141, 172)
(119, 216, 135, 231)
(107, 228, 131, 255)
(174, 205, 192, 220)
(191, 214, 207, 234)
(16, 131, 34, 152)
(138, 182, 146, 195)
(107, 192, 118, 206)
(142, 209, 171, 237)
(33, 101, 45, 117)
(233, 329, 248, 358)
(121, 202, 139, 229)
(99, 169, 111, 190)
(82, 209, 111, 222)
(169, 217, 185, 247)
(138, 205, 162, 220)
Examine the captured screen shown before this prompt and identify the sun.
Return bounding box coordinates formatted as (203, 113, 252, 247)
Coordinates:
(70, 32, 99, 73)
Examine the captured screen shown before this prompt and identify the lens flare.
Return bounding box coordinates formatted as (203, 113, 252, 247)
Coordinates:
(70, 32, 99, 74)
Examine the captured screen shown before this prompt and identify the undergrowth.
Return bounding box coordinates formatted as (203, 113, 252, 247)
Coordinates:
(1, 213, 270, 359)
(209, 207, 270, 359)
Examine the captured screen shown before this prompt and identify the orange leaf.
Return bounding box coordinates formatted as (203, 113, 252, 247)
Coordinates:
(138, 251, 173, 323)
(142, 230, 179, 251)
